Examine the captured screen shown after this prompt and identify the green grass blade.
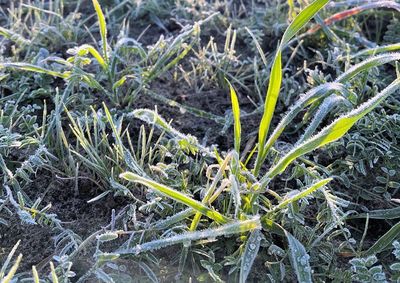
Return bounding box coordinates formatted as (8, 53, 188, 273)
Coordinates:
(92, 0, 108, 63)
(275, 178, 332, 211)
(0, 27, 30, 45)
(120, 172, 229, 224)
(336, 53, 400, 83)
(265, 77, 400, 179)
(50, 262, 59, 283)
(32, 266, 40, 283)
(348, 43, 400, 59)
(363, 221, 400, 256)
(254, 0, 329, 175)
(226, 80, 241, 153)
(261, 82, 348, 158)
(0, 62, 69, 79)
(2, 254, 22, 283)
(0, 240, 20, 279)
(255, 52, 282, 174)
(281, 0, 330, 45)
(118, 217, 261, 255)
(297, 95, 348, 143)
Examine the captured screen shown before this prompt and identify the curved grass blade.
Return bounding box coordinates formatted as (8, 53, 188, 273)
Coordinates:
(0, 62, 69, 79)
(281, 0, 330, 44)
(117, 217, 261, 255)
(153, 208, 195, 229)
(131, 108, 215, 157)
(92, 0, 108, 63)
(261, 82, 349, 157)
(297, 95, 349, 143)
(254, 0, 329, 175)
(0, 27, 30, 45)
(0, 240, 20, 279)
(363, 221, 400, 256)
(264, 77, 400, 179)
(189, 153, 232, 231)
(336, 53, 400, 83)
(346, 43, 400, 59)
(120, 172, 229, 224)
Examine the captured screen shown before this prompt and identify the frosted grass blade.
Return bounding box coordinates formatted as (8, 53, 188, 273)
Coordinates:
(364, 221, 400, 256)
(254, 0, 329, 175)
(264, 77, 400, 179)
(275, 178, 332, 211)
(0, 62, 69, 79)
(118, 217, 261, 255)
(120, 172, 229, 224)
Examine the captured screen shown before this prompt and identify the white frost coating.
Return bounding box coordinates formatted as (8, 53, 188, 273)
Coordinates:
(264, 77, 400, 180)
(117, 217, 261, 255)
(336, 53, 400, 83)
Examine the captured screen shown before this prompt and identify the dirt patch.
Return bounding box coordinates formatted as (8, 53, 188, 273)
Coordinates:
(0, 174, 128, 272)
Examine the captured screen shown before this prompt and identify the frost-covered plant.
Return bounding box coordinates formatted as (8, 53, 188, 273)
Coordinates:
(390, 241, 400, 282)
(350, 255, 387, 283)
(117, 0, 400, 281)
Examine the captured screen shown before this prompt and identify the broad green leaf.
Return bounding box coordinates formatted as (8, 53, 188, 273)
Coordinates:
(118, 217, 261, 255)
(120, 172, 229, 224)
(240, 230, 262, 283)
(364, 221, 400, 256)
(285, 232, 312, 283)
(92, 0, 108, 62)
(264, 77, 400, 179)
(226, 80, 241, 153)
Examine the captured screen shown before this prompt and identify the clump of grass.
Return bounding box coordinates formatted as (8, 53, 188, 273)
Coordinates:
(2, 0, 400, 281)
